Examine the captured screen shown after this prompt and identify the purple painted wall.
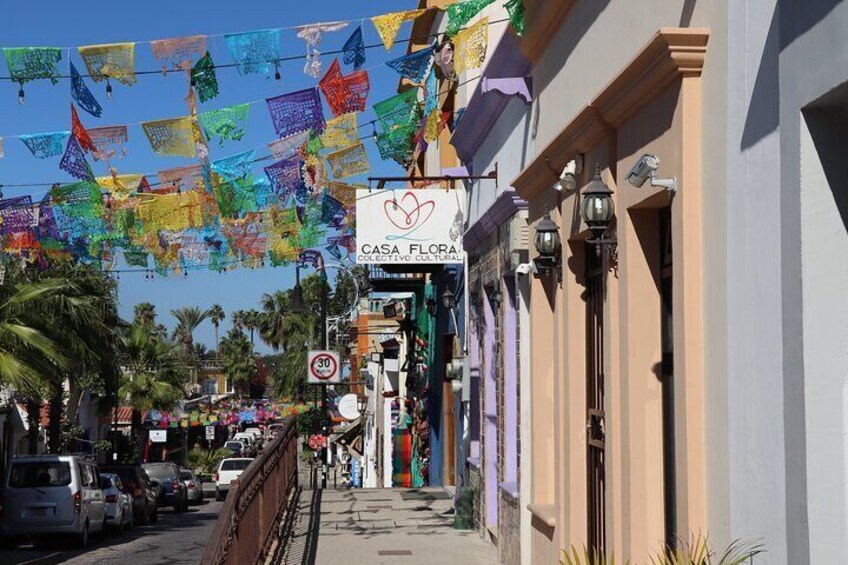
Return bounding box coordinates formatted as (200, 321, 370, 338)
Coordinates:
(504, 278, 518, 485)
(483, 290, 498, 527)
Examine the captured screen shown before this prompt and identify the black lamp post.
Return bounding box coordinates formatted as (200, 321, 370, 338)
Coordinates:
(581, 164, 617, 255)
(288, 265, 310, 315)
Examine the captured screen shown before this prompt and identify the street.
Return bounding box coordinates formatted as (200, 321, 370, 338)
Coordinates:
(1, 500, 222, 565)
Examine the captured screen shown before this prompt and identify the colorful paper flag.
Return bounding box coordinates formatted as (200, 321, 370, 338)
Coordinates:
(266, 88, 325, 139)
(199, 103, 250, 147)
(343, 26, 365, 70)
(318, 59, 370, 117)
(224, 30, 280, 76)
(142, 117, 197, 158)
(445, 0, 495, 36)
(295, 21, 348, 78)
(371, 9, 426, 51)
(151, 35, 207, 74)
(192, 51, 218, 102)
(326, 142, 369, 180)
(70, 62, 103, 118)
(78, 43, 137, 85)
(454, 17, 489, 74)
(2, 47, 63, 84)
(385, 44, 436, 83)
(20, 131, 70, 159)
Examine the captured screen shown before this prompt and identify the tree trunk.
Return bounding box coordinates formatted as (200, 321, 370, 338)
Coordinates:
(66, 380, 83, 430)
(48, 388, 63, 453)
(131, 409, 142, 462)
(26, 398, 40, 455)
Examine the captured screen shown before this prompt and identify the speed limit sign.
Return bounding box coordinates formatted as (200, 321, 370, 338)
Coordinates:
(308, 350, 341, 384)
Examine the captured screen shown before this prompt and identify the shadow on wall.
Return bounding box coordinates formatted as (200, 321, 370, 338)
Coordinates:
(803, 80, 848, 231)
(742, 0, 845, 149)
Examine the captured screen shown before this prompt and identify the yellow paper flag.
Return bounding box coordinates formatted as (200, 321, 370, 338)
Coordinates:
(142, 117, 197, 158)
(78, 43, 137, 85)
(371, 10, 427, 51)
(454, 17, 489, 74)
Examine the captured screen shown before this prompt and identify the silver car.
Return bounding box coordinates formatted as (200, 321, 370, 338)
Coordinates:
(1, 455, 107, 548)
(99, 472, 133, 534)
(179, 469, 203, 504)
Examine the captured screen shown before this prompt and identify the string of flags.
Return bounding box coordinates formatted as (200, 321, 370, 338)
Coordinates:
(0, 0, 527, 276)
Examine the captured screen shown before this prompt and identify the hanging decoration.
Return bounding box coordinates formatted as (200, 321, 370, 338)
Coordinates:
(59, 136, 94, 181)
(320, 113, 358, 149)
(504, 0, 526, 36)
(211, 150, 255, 182)
(264, 156, 305, 201)
(150, 35, 207, 74)
(70, 62, 103, 118)
(96, 173, 143, 200)
(435, 41, 456, 80)
(224, 29, 280, 76)
(142, 117, 197, 158)
(295, 21, 348, 78)
(424, 110, 451, 143)
(424, 69, 438, 115)
(321, 193, 345, 225)
(385, 44, 436, 83)
(78, 43, 137, 85)
(20, 131, 70, 159)
(318, 59, 370, 117)
(158, 164, 204, 193)
(2, 47, 63, 84)
(327, 182, 358, 209)
(445, 0, 495, 36)
(191, 51, 218, 102)
(371, 9, 427, 51)
(453, 17, 489, 74)
(199, 103, 250, 147)
(269, 130, 311, 160)
(326, 142, 369, 180)
(71, 105, 97, 153)
(0, 196, 36, 236)
(87, 125, 128, 161)
(343, 26, 365, 70)
(266, 88, 325, 139)
(373, 89, 420, 132)
(375, 125, 416, 167)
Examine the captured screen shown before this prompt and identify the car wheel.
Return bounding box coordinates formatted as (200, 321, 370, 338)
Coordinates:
(77, 522, 89, 548)
(116, 515, 125, 536)
(149, 505, 158, 524)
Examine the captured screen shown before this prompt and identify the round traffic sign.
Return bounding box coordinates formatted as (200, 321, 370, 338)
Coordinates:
(310, 352, 338, 381)
(337, 393, 360, 420)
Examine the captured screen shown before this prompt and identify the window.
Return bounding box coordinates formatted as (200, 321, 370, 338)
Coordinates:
(9, 461, 72, 488)
(80, 464, 97, 487)
(220, 460, 252, 471)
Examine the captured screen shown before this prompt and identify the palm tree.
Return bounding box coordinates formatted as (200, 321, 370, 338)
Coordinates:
(118, 322, 186, 455)
(207, 304, 225, 353)
(133, 302, 156, 326)
(243, 309, 260, 345)
(231, 310, 246, 332)
(218, 328, 257, 397)
(171, 306, 209, 356)
(258, 290, 314, 352)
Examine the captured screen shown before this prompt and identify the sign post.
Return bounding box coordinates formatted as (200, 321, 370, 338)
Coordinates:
(307, 350, 341, 384)
(205, 425, 215, 441)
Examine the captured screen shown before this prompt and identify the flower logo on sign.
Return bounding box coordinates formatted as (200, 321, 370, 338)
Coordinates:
(384, 191, 436, 241)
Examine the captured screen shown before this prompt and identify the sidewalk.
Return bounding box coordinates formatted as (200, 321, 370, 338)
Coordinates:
(274, 487, 499, 565)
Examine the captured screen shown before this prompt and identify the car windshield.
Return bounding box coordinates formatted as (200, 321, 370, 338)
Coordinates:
(143, 465, 175, 480)
(180, 471, 193, 480)
(221, 460, 251, 471)
(100, 475, 113, 488)
(102, 467, 135, 486)
(9, 461, 72, 488)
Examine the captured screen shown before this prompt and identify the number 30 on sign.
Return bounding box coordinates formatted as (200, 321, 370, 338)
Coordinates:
(307, 350, 341, 384)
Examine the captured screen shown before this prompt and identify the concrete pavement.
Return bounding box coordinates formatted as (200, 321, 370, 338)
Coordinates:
(1, 500, 222, 565)
(274, 487, 499, 565)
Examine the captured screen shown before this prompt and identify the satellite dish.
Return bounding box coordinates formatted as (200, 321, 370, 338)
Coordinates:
(337, 393, 360, 421)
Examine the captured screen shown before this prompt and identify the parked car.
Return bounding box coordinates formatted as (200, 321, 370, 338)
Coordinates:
(223, 440, 245, 457)
(214, 458, 253, 501)
(232, 435, 256, 457)
(142, 462, 188, 513)
(1, 455, 106, 548)
(179, 469, 204, 505)
(100, 464, 158, 524)
(98, 473, 133, 534)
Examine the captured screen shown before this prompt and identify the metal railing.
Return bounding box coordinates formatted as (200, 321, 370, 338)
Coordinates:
(201, 418, 298, 565)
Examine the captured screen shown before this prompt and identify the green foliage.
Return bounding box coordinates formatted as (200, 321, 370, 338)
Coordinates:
(559, 536, 764, 565)
(219, 328, 257, 397)
(295, 407, 330, 435)
(94, 440, 113, 453)
(185, 447, 231, 474)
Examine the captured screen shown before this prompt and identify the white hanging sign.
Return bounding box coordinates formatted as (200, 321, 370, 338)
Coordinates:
(355, 189, 465, 264)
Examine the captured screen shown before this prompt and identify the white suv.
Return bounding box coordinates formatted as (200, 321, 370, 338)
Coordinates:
(214, 458, 253, 501)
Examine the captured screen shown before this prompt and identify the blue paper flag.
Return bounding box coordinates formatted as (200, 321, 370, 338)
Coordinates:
(70, 62, 102, 118)
(385, 44, 436, 83)
(343, 26, 365, 70)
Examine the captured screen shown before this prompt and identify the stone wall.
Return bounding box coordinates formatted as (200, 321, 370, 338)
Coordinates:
(499, 489, 521, 565)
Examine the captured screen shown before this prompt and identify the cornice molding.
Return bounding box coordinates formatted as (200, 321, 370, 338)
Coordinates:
(513, 28, 709, 201)
(464, 189, 527, 249)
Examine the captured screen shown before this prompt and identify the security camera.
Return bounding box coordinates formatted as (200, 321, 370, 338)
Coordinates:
(626, 154, 676, 192)
(515, 262, 533, 276)
(553, 155, 584, 191)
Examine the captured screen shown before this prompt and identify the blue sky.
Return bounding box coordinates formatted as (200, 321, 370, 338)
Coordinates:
(0, 0, 412, 352)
